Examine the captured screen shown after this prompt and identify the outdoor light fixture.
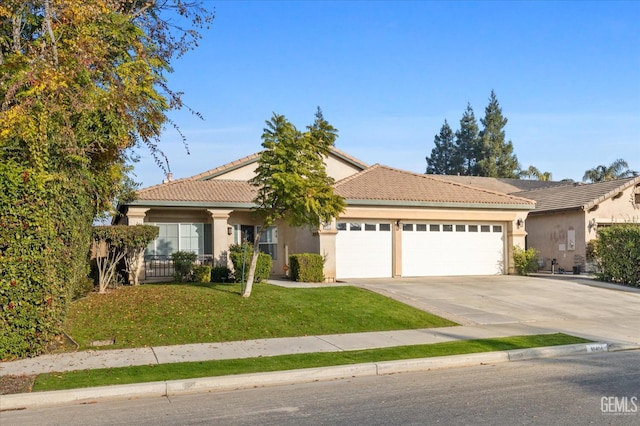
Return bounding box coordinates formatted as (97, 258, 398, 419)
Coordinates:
(516, 218, 524, 228)
(227, 226, 233, 235)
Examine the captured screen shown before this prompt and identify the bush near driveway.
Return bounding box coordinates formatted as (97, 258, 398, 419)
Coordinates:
(512, 246, 539, 276)
(593, 224, 640, 287)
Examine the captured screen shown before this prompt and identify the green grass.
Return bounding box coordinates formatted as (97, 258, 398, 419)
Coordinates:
(33, 333, 591, 392)
(64, 283, 456, 350)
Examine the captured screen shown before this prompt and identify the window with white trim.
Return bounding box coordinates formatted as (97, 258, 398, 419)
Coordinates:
(146, 223, 211, 256)
(258, 226, 278, 260)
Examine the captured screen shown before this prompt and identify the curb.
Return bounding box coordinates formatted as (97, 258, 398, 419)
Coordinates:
(0, 342, 633, 411)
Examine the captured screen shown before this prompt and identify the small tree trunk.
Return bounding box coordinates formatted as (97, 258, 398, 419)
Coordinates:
(242, 230, 264, 298)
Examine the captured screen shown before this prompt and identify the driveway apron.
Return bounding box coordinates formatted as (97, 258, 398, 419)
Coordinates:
(349, 275, 640, 345)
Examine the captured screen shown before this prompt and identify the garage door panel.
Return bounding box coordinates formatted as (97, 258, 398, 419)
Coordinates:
(402, 223, 504, 276)
(336, 222, 392, 279)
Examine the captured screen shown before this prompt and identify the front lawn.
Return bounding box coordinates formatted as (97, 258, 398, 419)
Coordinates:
(64, 283, 456, 349)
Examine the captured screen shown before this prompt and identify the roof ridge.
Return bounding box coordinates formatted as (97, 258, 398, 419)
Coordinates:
(334, 164, 381, 186)
(136, 174, 193, 194)
(329, 146, 369, 169)
(187, 152, 260, 181)
(377, 165, 536, 204)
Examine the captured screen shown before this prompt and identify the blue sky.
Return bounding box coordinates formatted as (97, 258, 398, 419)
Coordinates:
(133, 0, 640, 188)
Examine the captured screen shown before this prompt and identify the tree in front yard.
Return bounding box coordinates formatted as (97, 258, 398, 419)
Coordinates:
(92, 225, 159, 293)
(0, 1, 212, 358)
(243, 108, 346, 297)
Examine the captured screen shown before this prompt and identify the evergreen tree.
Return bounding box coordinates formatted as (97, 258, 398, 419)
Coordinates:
(453, 103, 481, 175)
(477, 90, 520, 178)
(425, 119, 457, 174)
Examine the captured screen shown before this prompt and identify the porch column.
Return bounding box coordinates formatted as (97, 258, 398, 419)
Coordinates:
(316, 226, 338, 283)
(392, 220, 402, 278)
(207, 209, 233, 267)
(125, 207, 149, 225)
(124, 208, 149, 283)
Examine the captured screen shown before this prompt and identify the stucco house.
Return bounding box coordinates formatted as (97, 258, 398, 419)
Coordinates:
(431, 175, 640, 273)
(116, 148, 535, 281)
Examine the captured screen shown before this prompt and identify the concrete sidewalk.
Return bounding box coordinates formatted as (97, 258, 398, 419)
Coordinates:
(0, 322, 575, 376)
(2, 322, 636, 411)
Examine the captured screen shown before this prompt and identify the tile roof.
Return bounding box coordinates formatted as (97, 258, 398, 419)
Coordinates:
(427, 175, 572, 194)
(512, 176, 640, 213)
(334, 165, 535, 207)
(136, 179, 257, 203)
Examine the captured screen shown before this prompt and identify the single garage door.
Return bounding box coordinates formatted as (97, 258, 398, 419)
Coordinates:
(401, 223, 504, 276)
(336, 222, 393, 278)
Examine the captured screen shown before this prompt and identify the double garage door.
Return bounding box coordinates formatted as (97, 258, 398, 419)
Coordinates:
(335, 221, 504, 279)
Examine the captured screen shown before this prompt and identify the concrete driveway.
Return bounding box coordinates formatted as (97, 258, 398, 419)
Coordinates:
(348, 275, 640, 345)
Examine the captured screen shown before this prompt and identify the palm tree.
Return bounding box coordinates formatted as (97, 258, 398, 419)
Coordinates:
(582, 159, 638, 182)
(520, 165, 553, 181)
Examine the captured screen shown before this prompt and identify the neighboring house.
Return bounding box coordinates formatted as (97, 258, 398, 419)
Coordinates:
(116, 148, 535, 281)
(431, 175, 640, 273)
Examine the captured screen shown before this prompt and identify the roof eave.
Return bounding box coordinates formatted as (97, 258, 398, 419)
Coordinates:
(127, 200, 256, 209)
(344, 199, 534, 210)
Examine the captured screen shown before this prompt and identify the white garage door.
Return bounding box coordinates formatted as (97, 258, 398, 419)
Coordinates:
(336, 222, 393, 278)
(401, 223, 504, 276)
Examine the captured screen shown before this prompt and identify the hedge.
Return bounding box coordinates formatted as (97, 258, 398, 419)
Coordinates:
(593, 224, 640, 287)
(0, 161, 94, 360)
(289, 253, 325, 282)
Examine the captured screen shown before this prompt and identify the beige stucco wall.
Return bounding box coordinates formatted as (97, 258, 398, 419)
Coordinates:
(526, 184, 640, 273)
(324, 156, 363, 181)
(212, 163, 257, 181)
(525, 211, 585, 272)
(586, 185, 640, 231)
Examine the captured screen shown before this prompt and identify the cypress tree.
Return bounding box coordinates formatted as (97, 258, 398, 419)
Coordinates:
(477, 90, 520, 178)
(426, 119, 457, 174)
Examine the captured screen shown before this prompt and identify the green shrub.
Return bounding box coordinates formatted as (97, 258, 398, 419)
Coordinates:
(229, 243, 272, 283)
(0, 161, 94, 360)
(72, 278, 95, 300)
(289, 254, 324, 282)
(171, 251, 198, 283)
(512, 246, 539, 276)
(593, 224, 640, 287)
(211, 266, 232, 283)
(192, 265, 212, 283)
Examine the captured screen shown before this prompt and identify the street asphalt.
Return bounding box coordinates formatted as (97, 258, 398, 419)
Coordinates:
(1, 273, 639, 410)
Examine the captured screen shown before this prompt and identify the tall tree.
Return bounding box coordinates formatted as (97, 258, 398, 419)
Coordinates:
(244, 109, 346, 297)
(477, 90, 520, 178)
(582, 159, 638, 182)
(453, 103, 482, 176)
(0, 0, 213, 358)
(425, 119, 458, 174)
